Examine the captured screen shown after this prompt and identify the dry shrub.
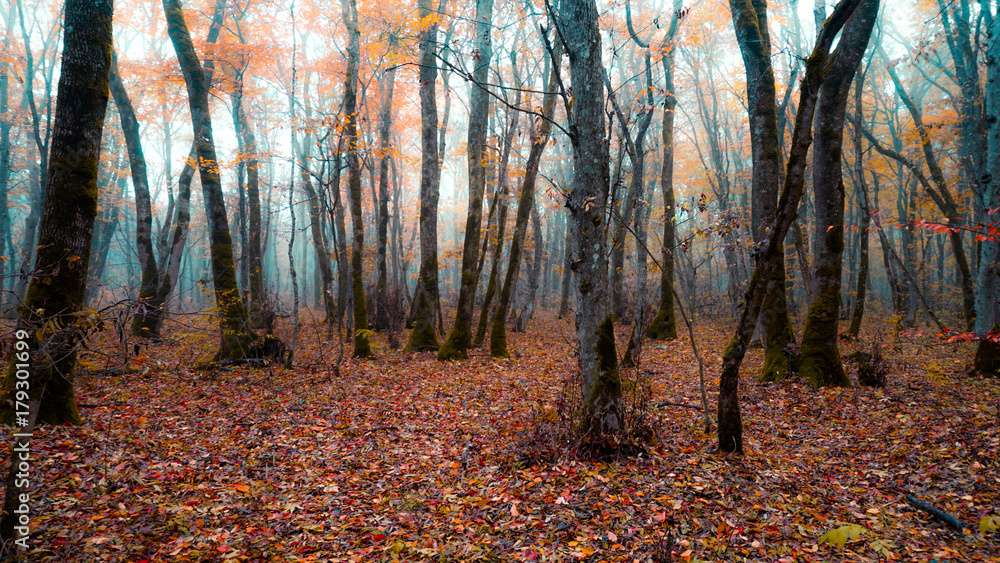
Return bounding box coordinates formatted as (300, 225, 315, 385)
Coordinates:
(511, 367, 660, 467)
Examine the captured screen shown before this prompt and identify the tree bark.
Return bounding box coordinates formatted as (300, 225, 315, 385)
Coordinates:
(374, 66, 397, 330)
(164, 0, 257, 361)
(558, 0, 622, 435)
(0, 0, 113, 428)
(405, 0, 443, 352)
(439, 0, 493, 360)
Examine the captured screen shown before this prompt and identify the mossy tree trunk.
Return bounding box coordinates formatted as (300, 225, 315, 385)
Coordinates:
(0, 4, 13, 313)
(110, 52, 160, 338)
(405, 0, 443, 352)
(558, 0, 622, 434)
(719, 0, 863, 453)
(0, 0, 113, 427)
(230, 60, 266, 329)
(798, 0, 876, 388)
(164, 0, 257, 361)
(490, 45, 559, 359)
(731, 0, 799, 383)
(645, 0, 683, 341)
(439, 0, 493, 361)
(341, 0, 371, 358)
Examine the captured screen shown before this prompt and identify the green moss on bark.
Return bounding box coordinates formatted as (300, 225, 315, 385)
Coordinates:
(798, 286, 849, 387)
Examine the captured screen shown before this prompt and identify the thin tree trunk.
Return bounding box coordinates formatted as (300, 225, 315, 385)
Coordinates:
(405, 0, 445, 352)
(438, 0, 493, 360)
(490, 43, 559, 358)
(644, 0, 683, 340)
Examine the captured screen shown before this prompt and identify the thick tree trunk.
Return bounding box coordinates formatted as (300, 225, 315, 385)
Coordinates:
(798, 0, 876, 387)
(0, 0, 112, 429)
(559, 0, 622, 435)
(164, 0, 257, 361)
(731, 0, 798, 382)
(439, 0, 493, 360)
(405, 0, 443, 352)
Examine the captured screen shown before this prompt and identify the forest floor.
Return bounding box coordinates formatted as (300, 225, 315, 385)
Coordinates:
(5, 310, 999, 562)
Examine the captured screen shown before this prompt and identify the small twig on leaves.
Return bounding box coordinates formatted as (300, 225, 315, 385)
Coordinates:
(905, 493, 964, 532)
(655, 401, 704, 411)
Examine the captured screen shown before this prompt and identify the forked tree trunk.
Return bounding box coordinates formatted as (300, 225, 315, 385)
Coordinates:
(718, 0, 864, 453)
(797, 0, 876, 387)
(164, 0, 257, 361)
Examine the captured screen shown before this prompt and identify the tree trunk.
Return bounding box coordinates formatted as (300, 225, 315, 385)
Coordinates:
(559, 0, 622, 435)
(164, 0, 257, 361)
(110, 52, 160, 337)
(405, 0, 443, 352)
(230, 67, 266, 329)
(847, 77, 870, 339)
(719, 0, 863, 452)
(797, 0, 876, 387)
(974, 12, 1000, 375)
(439, 0, 493, 360)
(645, 0, 683, 340)
(490, 45, 559, 359)
(374, 66, 396, 329)
(0, 0, 112, 429)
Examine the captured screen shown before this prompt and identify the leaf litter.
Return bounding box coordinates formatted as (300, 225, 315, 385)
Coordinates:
(6, 312, 999, 562)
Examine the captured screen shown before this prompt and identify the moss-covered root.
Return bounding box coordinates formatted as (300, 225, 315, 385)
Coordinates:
(437, 333, 470, 361)
(353, 331, 373, 359)
(404, 317, 439, 353)
(974, 327, 1000, 377)
(645, 306, 678, 340)
(798, 292, 850, 387)
(490, 321, 510, 359)
(759, 324, 797, 383)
